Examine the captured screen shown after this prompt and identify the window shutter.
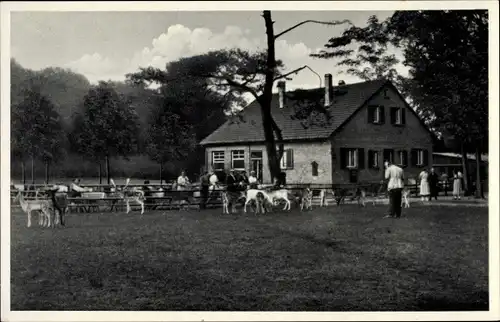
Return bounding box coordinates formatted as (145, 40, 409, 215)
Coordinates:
(403, 150, 408, 167)
(367, 106, 374, 123)
(379, 106, 385, 124)
(423, 149, 429, 166)
(368, 150, 374, 168)
(311, 161, 318, 176)
(286, 149, 294, 169)
(358, 148, 365, 169)
(411, 149, 417, 166)
(401, 108, 406, 125)
(340, 148, 347, 169)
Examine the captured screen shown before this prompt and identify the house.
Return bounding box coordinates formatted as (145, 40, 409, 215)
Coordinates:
(199, 74, 434, 185)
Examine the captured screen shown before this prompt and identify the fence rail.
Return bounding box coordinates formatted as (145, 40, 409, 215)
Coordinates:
(10, 180, 428, 213)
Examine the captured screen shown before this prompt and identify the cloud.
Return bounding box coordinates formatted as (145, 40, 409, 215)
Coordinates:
(65, 53, 127, 83)
(65, 24, 330, 89)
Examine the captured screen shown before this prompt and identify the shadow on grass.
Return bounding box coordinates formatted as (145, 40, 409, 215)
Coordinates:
(416, 291, 489, 311)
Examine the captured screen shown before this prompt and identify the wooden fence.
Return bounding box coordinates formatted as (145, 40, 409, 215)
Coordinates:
(10, 180, 426, 213)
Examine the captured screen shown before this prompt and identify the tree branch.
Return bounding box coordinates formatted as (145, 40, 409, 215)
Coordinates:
(274, 65, 322, 87)
(275, 19, 353, 40)
(201, 74, 260, 101)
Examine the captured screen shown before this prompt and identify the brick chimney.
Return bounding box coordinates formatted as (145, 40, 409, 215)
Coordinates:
(277, 81, 286, 108)
(324, 73, 333, 107)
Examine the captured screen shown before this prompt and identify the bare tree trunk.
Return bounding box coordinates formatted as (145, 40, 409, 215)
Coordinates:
(98, 162, 102, 184)
(106, 156, 111, 185)
(474, 145, 483, 199)
(31, 156, 35, 185)
(460, 142, 470, 195)
(45, 161, 49, 185)
(160, 162, 163, 185)
(21, 161, 26, 185)
(262, 10, 284, 183)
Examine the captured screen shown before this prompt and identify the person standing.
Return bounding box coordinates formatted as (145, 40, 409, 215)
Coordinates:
(177, 171, 190, 191)
(452, 169, 463, 200)
(200, 171, 210, 209)
(240, 171, 249, 189)
(428, 167, 439, 201)
(226, 169, 239, 212)
(248, 170, 259, 189)
(418, 168, 430, 202)
(384, 160, 405, 218)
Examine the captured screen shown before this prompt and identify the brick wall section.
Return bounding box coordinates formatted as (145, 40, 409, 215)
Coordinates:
(331, 84, 434, 184)
(205, 142, 332, 184)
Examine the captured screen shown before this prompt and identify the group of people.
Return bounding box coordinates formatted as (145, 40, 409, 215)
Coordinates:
(419, 167, 463, 201)
(199, 169, 261, 209)
(383, 160, 465, 219)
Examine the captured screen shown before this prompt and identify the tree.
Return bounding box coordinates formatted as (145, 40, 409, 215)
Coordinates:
(11, 86, 66, 184)
(71, 81, 141, 184)
(312, 15, 402, 83)
(145, 100, 197, 183)
(313, 10, 488, 198)
(128, 11, 351, 181)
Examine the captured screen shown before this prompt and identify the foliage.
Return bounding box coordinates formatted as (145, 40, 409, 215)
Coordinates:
(312, 15, 402, 83)
(71, 82, 141, 162)
(11, 86, 66, 163)
(312, 10, 488, 152)
(11, 59, 91, 129)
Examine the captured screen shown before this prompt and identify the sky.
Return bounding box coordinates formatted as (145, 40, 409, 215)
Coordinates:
(11, 11, 408, 91)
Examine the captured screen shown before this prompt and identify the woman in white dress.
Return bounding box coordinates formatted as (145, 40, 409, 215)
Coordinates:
(176, 171, 190, 191)
(452, 169, 463, 200)
(419, 169, 430, 201)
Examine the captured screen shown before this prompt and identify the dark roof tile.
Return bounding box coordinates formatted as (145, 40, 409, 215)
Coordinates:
(200, 79, 387, 145)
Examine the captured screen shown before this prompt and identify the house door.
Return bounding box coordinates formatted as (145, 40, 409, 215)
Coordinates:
(252, 159, 263, 181)
(251, 151, 263, 181)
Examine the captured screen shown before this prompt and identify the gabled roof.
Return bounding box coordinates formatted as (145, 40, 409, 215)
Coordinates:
(200, 79, 390, 146)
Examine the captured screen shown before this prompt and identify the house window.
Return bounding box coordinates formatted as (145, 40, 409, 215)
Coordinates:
(416, 149, 424, 166)
(398, 150, 408, 167)
(374, 107, 381, 123)
(384, 88, 390, 99)
(391, 107, 406, 125)
(368, 150, 380, 169)
(280, 149, 294, 169)
(347, 149, 358, 168)
(368, 105, 384, 124)
(212, 151, 225, 170)
(231, 150, 245, 170)
(411, 148, 428, 167)
(383, 149, 394, 164)
(311, 161, 319, 177)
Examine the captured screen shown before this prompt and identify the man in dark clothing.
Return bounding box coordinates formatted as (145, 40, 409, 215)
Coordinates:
(226, 169, 241, 212)
(200, 171, 210, 209)
(239, 171, 249, 190)
(428, 167, 439, 201)
(226, 169, 238, 192)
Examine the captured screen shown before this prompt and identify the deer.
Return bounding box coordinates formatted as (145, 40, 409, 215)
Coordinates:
(110, 178, 145, 215)
(14, 190, 56, 228)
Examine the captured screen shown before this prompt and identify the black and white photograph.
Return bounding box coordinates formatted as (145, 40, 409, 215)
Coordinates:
(1, 1, 499, 321)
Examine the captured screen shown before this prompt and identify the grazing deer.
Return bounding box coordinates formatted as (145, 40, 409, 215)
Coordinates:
(267, 189, 292, 211)
(243, 189, 272, 214)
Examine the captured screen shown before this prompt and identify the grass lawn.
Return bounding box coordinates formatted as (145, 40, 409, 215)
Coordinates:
(10, 204, 488, 311)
